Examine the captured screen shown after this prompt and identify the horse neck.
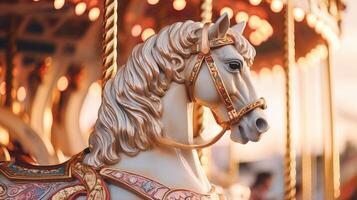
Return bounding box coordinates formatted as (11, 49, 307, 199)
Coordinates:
(111, 82, 211, 193)
(161, 82, 193, 144)
(160, 82, 211, 187)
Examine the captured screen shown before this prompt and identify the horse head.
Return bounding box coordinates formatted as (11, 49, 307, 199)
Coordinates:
(86, 14, 269, 167)
(185, 13, 269, 144)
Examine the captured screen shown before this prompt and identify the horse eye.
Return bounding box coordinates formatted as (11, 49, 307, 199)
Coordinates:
(228, 61, 243, 72)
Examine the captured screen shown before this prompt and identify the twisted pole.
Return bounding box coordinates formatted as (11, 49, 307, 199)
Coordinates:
(195, 0, 213, 176)
(323, 43, 340, 200)
(283, 1, 296, 200)
(103, 0, 118, 82)
(194, 0, 213, 140)
(201, 0, 212, 23)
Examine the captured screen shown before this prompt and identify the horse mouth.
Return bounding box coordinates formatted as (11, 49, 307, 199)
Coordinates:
(230, 124, 249, 144)
(229, 109, 269, 144)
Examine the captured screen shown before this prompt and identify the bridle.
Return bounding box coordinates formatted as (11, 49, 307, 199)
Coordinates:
(156, 23, 267, 149)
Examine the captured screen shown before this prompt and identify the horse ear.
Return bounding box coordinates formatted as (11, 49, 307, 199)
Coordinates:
(231, 21, 246, 34)
(208, 13, 230, 39)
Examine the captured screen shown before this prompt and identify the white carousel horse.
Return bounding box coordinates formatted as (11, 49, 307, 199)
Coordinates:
(0, 14, 269, 200)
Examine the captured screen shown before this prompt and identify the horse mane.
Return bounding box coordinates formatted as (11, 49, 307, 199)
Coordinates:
(85, 20, 256, 167)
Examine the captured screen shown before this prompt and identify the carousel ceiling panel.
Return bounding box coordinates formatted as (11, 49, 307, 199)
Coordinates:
(0, 38, 55, 54)
(0, 0, 20, 4)
(25, 19, 45, 34)
(54, 18, 90, 39)
(117, 0, 201, 64)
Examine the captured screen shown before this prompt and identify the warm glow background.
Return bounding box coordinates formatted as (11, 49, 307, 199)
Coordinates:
(334, 0, 357, 150)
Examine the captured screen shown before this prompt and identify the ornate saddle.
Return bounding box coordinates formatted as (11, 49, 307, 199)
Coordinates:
(0, 149, 224, 200)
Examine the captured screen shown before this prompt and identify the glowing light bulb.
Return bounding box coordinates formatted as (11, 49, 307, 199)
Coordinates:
(54, 0, 65, 10)
(248, 15, 261, 29)
(0, 82, 5, 95)
(294, 8, 305, 22)
(272, 64, 283, 74)
(220, 7, 234, 19)
(141, 28, 155, 41)
(249, 0, 261, 6)
(307, 13, 317, 28)
(147, 0, 159, 5)
(131, 24, 142, 37)
(249, 32, 261, 46)
(173, 0, 186, 11)
(88, 7, 100, 21)
(235, 12, 249, 23)
(260, 20, 273, 37)
(89, 82, 102, 97)
(259, 67, 271, 77)
(271, 0, 283, 13)
(315, 21, 324, 33)
(0, 127, 9, 146)
(57, 76, 69, 91)
(75, 2, 86, 16)
(17, 87, 26, 102)
(12, 102, 21, 114)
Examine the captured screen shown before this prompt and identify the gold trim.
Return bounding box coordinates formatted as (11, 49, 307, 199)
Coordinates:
(191, 35, 235, 54)
(51, 185, 86, 200)
(72, 162, 108, 200)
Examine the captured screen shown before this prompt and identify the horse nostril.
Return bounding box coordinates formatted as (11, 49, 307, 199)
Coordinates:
(255, 118, 268, 133)
(239, 125, 244, 134)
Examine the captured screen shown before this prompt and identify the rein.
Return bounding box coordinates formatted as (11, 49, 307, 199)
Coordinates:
(157, 23, 267, 150)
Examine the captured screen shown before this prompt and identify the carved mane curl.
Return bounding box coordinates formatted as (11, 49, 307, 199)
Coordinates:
(85, 20, 256, 167)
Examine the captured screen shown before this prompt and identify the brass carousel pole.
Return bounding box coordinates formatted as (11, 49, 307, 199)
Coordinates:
(196, 0, 213, 177)
(201, 0, 212, 23)
(103, 0, 118, 81)
(300, 66, 312, 200)
(323, 43, 340, 200)
(283, 1, 296, 200)
(4, 16, 18, 108)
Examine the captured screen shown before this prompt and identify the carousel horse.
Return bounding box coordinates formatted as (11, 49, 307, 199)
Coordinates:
(0, 14, 269, 200)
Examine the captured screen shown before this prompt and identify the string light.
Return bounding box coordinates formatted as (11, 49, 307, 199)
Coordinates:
(271, 0, 283, 13)
(12, 102, 21, 114)
(141, 28, 155, 41)
(88, 7, 100, 21)
(249, 32, 261, 46)
(17, 87, 26, 102)
(75, 2, 86, 16)
(220, 7, 233, 19)
(235, 11, 249, 23)
(131, 24, 142, 37)
(89, 82, 102, 97)
(57, 76, 69, 91)
(173, 0, 186, 11)
(147, 0, 159, 5)
(248, 15, 261, 29)
(259, 67, 271, 78)
(272, 64, 284, 75)
(315, 21, 324, 33)
(260, 20, 273, 36)
(54, 0, 65, 10)
(249, 0, 261, 6)
(0, 82, 5, 95)
(294, 8, 305, 22)
(0, 127, 9, 146)
(306, 13, 317, 28)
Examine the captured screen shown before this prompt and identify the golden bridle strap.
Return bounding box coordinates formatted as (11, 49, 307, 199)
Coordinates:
(156, 23, 267, 150)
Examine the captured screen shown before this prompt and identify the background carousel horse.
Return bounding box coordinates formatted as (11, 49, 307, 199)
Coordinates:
(0, 14, 269, 200)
